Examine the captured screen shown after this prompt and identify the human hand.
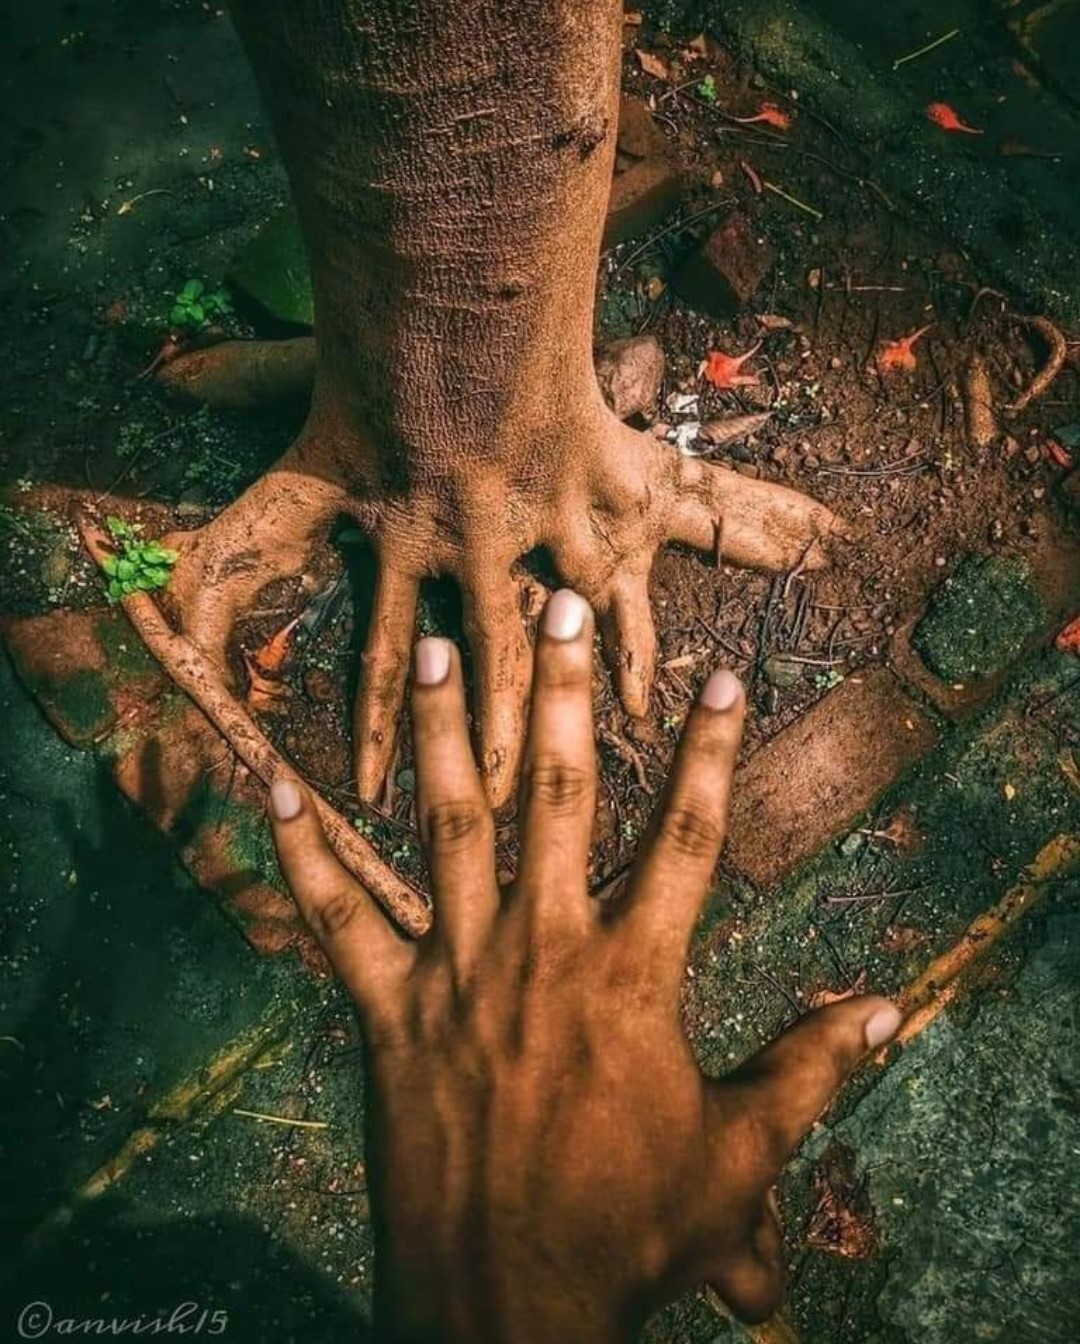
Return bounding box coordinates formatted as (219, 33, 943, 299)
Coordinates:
(268, 589, 901, 1343)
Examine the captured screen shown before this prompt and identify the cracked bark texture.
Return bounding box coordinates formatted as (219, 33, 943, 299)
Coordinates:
(167, 0, 845, 806)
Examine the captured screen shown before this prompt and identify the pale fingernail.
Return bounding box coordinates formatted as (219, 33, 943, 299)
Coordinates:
(864, 1003, 902, 1049)
(270, 778, 302, 821)
(543, 589, 587, 642)
(700, 668, 742, 711)
(415, 636, 451, 685)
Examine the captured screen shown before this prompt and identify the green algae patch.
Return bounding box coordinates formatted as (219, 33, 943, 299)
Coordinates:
(95, 613, 161, 682)
(228, 207, 314, 328)
(44, 668, 113, 743)
(912, 553, 1046, 683)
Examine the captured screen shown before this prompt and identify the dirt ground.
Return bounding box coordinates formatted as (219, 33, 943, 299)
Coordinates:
(2, 1, 1080, 1341)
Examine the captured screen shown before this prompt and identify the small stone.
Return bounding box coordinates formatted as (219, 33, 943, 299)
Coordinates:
(595, 335, 665, 420)
(763, 654, 800, 689)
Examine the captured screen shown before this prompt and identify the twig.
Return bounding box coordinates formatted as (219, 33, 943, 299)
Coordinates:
(763, 180, 823, 221)
(598, 726, 649, 791)
(610, 198, 735, 276)
(233, 1108, 329, 1131)
(891, 27, 960, 71)
(814, 456, 929, 478)
(1007, 314, 1068, 413)
(75, 511, 431, 938)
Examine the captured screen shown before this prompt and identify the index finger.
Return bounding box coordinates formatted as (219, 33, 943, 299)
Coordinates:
(268, 776, 416, 1010)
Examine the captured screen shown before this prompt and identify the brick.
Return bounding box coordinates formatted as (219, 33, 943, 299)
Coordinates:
(603, 96, 682, 246)
(2, 607, 165, 749)
(672, 211, 775, 316)
(725, 667, 938, 887)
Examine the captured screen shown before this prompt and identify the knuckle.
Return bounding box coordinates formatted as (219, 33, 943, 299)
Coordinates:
(524, 756, 592, 813)
(657, 801, 723, 859)
(424, 799, 489, 849)
(313, 884, 362, 940)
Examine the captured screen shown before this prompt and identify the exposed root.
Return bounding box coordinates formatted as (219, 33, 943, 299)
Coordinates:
(156, 337, 316, 409)
(76, 511, 432, 938)
(132, 409, 850, 812)
(1007, 314, 1068, 414)
(154, 334, 665, 421)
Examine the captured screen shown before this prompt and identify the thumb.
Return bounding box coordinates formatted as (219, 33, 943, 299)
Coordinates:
(718, 996, 902, 1174)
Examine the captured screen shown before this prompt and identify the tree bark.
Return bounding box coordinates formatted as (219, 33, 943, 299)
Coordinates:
(165, 0, 846, 807)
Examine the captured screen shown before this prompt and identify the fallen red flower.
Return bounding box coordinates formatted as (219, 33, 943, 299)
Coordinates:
(926, 101, 983, 135)
(732, 101, 791, 131)
(1056, 615, 1080, 655)
(876, 324, 933, 374)
(701, 344, 761, 389)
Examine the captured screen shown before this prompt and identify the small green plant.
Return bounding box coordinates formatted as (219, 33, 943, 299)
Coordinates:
(169, 278, 233, 329)
(100, 515, 179, 603)
(698, 75, 717, 103)
(353, 815, 376, 840)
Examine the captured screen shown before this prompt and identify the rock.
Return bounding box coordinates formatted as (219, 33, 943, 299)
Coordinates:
(672, 211, 776, 316)
(595, 335, 665, 420)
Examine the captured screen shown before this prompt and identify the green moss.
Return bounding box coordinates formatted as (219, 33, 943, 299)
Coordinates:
(95, 613, 160, 681)
(49, 669, 113, 741)
(228, 207, 314, 328)
(911, 553, 1046, 683)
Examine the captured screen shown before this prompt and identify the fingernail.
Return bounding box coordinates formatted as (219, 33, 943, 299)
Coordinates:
(699, 668, 742, 711)
(543, 589, 587, 642)
(864, 1003, 902, 1049)
(415, 636, 451, 685)
(270, 778, 302, 821)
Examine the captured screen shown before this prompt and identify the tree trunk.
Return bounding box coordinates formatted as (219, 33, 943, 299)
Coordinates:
(166, 0, 845, 807)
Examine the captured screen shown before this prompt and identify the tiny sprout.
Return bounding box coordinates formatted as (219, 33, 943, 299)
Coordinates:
(99, 514, 179, 603)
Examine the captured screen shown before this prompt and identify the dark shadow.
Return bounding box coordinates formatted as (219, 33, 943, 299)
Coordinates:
(2, 1202, 371, 1343)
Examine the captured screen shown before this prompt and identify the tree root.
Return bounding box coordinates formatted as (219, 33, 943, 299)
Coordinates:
(1007, 314, 1068, 414)
(156, 337, 316, 409)
(76, 511, 432, 939)
(156, 334, 667, 422)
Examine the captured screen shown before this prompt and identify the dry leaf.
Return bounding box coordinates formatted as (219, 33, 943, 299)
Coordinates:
(881, 924, 931, 954)
(699, 411, 772, 445)
(806, 1142, 880, 1259)
(636, 48, 671, 81)
(808, 970, 867, 1010)
(739, 158, 764, 193)
(755, 313, 794, 331)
